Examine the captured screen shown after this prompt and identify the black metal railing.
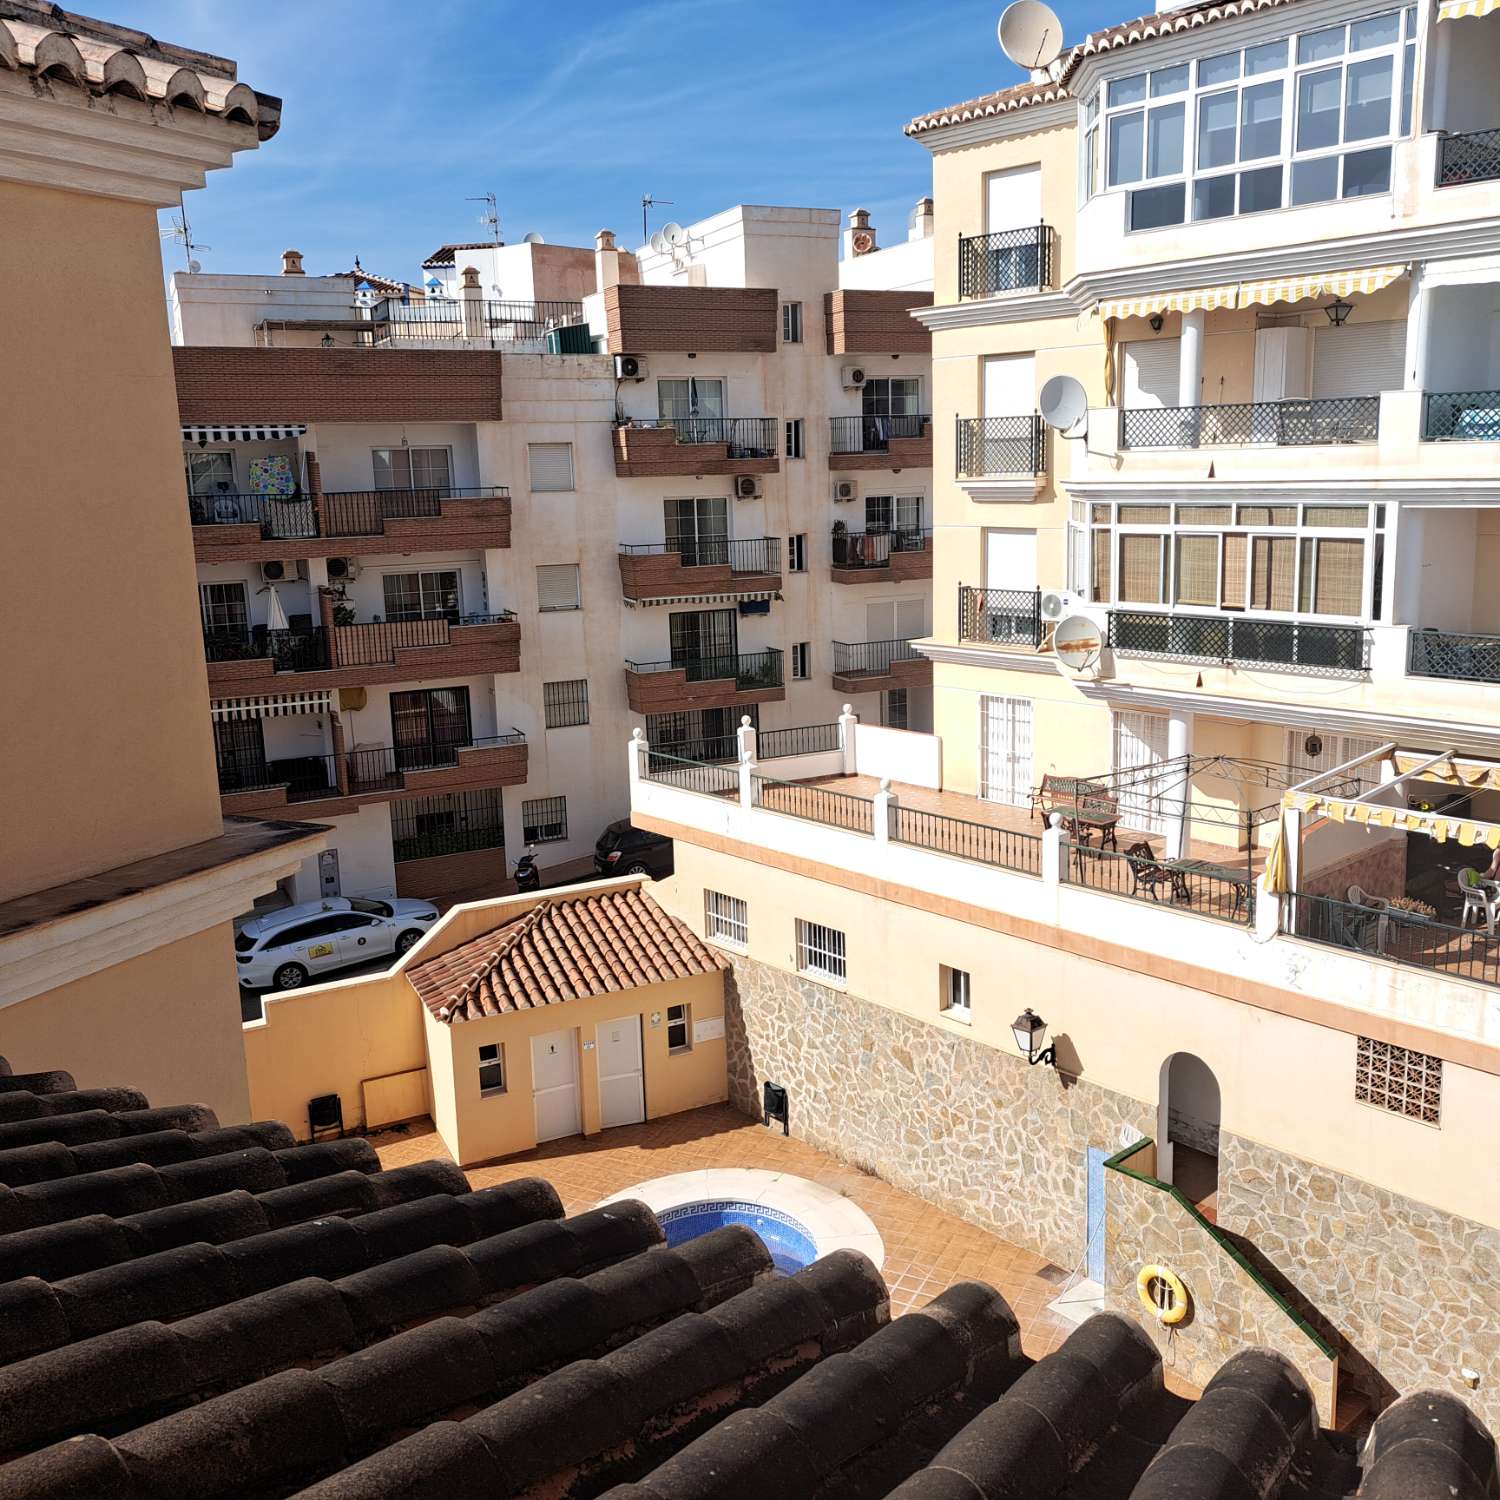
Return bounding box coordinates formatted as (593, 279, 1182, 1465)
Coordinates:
(391, 788, 507, 863)
(1068, 842, 1253, 925)
(958, 586, 1044, 647)
(626, 647, 784, 690)
(187, 493, 318, 537)
(1109, 611, 1371, 677)
(832, 638, 923, 677)
(956, 415, 1048, 477)
(365, 297, 586, 344)
(640, 750, 742, 794)
(758, 722, 842, 759)
(619, 537, 781, 574)
(888, 805, 1042, 877)
(1288, 890, 1500, 989)
(750, 774, 874, 834)
(651, 735, 740, 767)
(1437, 127, 1500, 188)
(645, 416, 778, 457)
(1421, 390, 1500, 442)
(831, 529, 931, 570)
(1119, 397, 1380, 449)
(1408, 627, 1500, 683)
(203, 625, 329, 672)
(189, 486, 508, 538)
(828, 414, 931, 453)
(958, 225, 1055, 298)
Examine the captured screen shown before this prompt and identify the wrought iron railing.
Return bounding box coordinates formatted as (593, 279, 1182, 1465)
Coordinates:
(958, 225, 1055, 298)
(831, 529, 931, 570)
(888, 805, 1042, 877)
(828, 414, 931, 453)
(1109, 611, 1370, 676)
(624, 416, 778, 457)
(1067, 842, 1253, 925)
(750, 774, 874, 834)
(758, 722, 842, 759)
(619, 537, 781, 573)
(391, 788, 507, 862)
(1119, 397, 1380, 449)
(651, 735, 739, 767)
(958, 586, 1044, 647)
(1421, 390, 1500, 442)
(1408, 628, 1500, 683)
(832, 637, 923, 677)
(334, 613, 516, 667)
(956, 415, 1048, 477)
(188, 486, 507, 538)
(187, 493, 319, 537)
(1436, 127, 1500, 188)
(202, 626, 329, 672)
(626, 647, 784, 690)
(364, 297, 586, 344)
(640, 750, 742, 795)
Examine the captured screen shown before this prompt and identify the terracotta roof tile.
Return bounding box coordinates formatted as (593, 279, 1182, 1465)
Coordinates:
(905, 78, 1072, 135)
(421, 242, 502, 268)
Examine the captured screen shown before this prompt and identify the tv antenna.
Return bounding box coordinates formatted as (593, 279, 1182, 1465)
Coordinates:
(467, 192, 501, 245)
(642, 192, 673, 245)
(159, 199, 209, 271)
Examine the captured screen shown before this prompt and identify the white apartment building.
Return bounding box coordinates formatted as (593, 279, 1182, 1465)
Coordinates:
(170, 203, 934, 908)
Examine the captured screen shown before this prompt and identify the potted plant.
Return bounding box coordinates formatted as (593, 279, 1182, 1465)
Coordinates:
(832, 518, 849, 567)
(331, 602, 356, 627)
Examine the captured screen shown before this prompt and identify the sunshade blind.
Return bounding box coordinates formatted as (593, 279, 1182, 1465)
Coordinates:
(1119, 534, 1164, 603)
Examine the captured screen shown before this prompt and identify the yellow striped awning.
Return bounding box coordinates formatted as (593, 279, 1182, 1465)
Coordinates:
(1237, 264, 1407, 308)
(1098, 283, 1240, 320)
(1439, 0, 1500, 20)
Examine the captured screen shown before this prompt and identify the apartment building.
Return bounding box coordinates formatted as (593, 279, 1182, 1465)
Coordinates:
(0, 5, 325, 1117)
(629, 0, 1500, 1431)
(172, 205, 935, 909)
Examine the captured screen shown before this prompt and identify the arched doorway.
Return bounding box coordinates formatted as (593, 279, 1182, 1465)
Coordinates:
(1158, 1052, 1221, 1220)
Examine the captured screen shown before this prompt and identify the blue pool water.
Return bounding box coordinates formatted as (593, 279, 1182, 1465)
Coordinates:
(658, 1199, 818, 1275)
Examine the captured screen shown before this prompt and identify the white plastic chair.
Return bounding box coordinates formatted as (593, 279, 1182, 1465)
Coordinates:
(1458, 866, 1499, 934)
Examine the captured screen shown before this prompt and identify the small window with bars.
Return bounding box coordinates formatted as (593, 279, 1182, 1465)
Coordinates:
(522, 795, 568, 844)
(543, 679, 589, 729)
(478, 1043, 506, 1096)
(705, 890, 748, 948)
(666, 1004, 692, 1053)
(391, 789, 503, 862)
(796, 919, 846, 983)
(1356, 1036, 1441, 1125)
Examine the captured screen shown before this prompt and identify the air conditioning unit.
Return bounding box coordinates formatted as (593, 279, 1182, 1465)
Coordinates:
(326, 557, 360, 582)
(615, 353, 649, 381)
(840, 364, 867, 389)
(1039, 589, 1081, 623)
(735, 475, 762, 500)
(832, 478, 857, 503)
(259, 560, 304, 584)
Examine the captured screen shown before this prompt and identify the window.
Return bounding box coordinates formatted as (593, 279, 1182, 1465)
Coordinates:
(200, 581, 249, 636)
(796, 919, 846, 983)
(1297, 537, 1365, 615)
(782, 301, 803, 343)
(522, 795, 568, 843)
(788, 533, 808, 572)
(373, 446, 451, 491)
(391, 789, 503, 861)
(659, 378, 725, 442)
(882, 689, 909, 729)
(1356, 1036, 1440, 1125)
(543, 679, 589, 729)
(791, 642, 811, 680)
(664, 496, 728, 566)
(666, 1004, 692, 1053)
(185, 450, 235, 496)
(536, 563, 581, 612)
(864, 494, 923, 534)
(528, 442, 574, 492)
(705, 890, 748, 948)
(942, 966, 972, 1020)
(390, 687, 472, 767)
(1119, 533, 1166, 604)
(382, 569, 461, 622)
(863, 377, 922, 417)
(648, 706, 751, 759)
(785, 418, 805, 459)
(478, 1043, 506, 1096)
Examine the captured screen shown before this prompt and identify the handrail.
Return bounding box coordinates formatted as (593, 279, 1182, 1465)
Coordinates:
(832, 529, 931, 570)
(955, 415, 1047, 477)
(188, 485, 508, 538)
(621, 416, 778, 458)
(1421, 389, 1500, 442)
(1119, 397, 1379, 449)
(618, 537, 781, 573)
(1109, 610, 1370, 678)
(958, 225, 1055, 298)
(1436, 126, 1500, 187)
(828, 414, 931, 453)
(1408, 626, 1500, 682)
(832, 638, 923, 676)
(958, 585, 1043, 647)
(888, 804, 1042, 876)
(625, 647, 784, 689)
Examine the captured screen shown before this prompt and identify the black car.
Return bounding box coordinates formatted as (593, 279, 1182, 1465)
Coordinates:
(594, 820, 674, 879)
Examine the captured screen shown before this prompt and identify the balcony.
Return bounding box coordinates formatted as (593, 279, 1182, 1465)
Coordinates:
(828, 415, 933, 471)
(612, 418, 780, 479)
(1421, 390, 1500, 442)
(831, 529, 932, 585)
(618, 538, 782, 603)
(1109, 611, 1371, 678)
(954, 416, 1048, 491)
(1118, 398, 1380, 450)
(362, 297, 587, 349)
(957, 225, 1056, 300)
(1436, 127, 1500, 187)
(958, 586, 1044, 648)
(203, 613, 521, 691)
(218, 733, 528, 820)
(831, 638, 932, 695)
(190, 486, 512, 560)
(1408, 628, 1500, 683)
(624, 648, 784, 714)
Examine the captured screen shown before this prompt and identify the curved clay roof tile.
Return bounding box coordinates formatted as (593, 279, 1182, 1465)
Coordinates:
(218, 81, 259, 124)
(162, 65, 205, 109)
(30, 31, 86, 86)
(99, 50, 148, 100)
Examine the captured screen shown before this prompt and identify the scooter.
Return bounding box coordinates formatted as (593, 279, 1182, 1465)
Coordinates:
(512, 846, 540, 893)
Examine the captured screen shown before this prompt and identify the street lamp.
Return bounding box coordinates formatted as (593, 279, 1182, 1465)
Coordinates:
(1011, 1007, 1056, 1067)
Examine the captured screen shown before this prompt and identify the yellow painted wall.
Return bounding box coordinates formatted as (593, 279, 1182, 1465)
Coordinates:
(0, 181, 224, 901)
(0, 925, 251, 1122)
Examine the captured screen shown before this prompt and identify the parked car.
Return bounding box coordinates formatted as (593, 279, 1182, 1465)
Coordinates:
(235, 896, 440, 991)
(594, 820, 674, 880)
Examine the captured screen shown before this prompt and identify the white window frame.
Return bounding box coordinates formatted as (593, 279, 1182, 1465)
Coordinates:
(942, 965, 972, 1021)
(791, 642, 812, 680)
(796, 919, 847, 984)
(373, 446, 453, 491)
(381, 568, 462, 622)
(200, 580, 250, 633)
(666, 1003, 693, 1053)
(186, 449, 237, 496)
(478, 1042, 506, 1096)
(882, 689, 909, 729)
(788, 533, 808, 572)
(704, 890, 748, 949)
(782, 301, 803, 343)
(785, 418, 805, 459)
(527, 442, 575, 493)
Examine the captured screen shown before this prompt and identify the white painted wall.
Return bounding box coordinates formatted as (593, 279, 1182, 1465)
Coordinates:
(171, 271, 357, 346)
(854, 723, 943, 788)
(285, 803, 396, 903)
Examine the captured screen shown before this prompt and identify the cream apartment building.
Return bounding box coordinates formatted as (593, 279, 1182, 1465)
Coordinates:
(630, 0, 1500, 1433)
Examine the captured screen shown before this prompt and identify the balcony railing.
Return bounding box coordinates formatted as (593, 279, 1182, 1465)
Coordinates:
(189, 486, 507, 539)
(831, 528, 931, 570)
(1119, 397, 1380, 449)
(1109, 611, 1370, 677)
(958, 586, 1043, 647)
(1408, 627, 1500, 683)
(758, 722, 842, 758)
(832, 637, 923, 677)
(188, 493, 318, 537)
(204, 625, 329, 671)
(619, 537, 781, 574)
(204, 613, 515, 671)
(1421, 390, 1500, 442)
(626, 647, 784, 690)
(627, 416, 778, 458)
(1436, 127, 1500, 187)
(956, 415, 1047, 478)
(958, 225, 1055, 299)
(364, 297, 586, 343)
(217, 732, 526, 799)
(829, 414, 931, 454)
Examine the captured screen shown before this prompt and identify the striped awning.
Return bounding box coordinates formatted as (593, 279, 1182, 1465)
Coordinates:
(1097, 283, 1240, 319)
(181, 424, 307, 444)
(1439, 0, 1499, 19)
(1237, 264, 1407, 307)
(211, 690, 332, 722)
(624, 590, 783, 608)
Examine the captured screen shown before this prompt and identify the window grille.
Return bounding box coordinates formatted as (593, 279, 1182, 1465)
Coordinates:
(796, 919, 847, 982)
(1356, 1036, 1440, 1125)
(543, 679, 589, 728)
(522, 795, 568, 843)
(705, 891, 748, 947)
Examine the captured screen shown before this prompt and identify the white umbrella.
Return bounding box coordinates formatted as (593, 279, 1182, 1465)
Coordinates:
(264, 584, 289, 633)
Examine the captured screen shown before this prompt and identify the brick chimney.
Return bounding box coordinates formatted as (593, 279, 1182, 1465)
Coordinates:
(844, 208, 877, 259)
(281, 248, 305, 275)
(594, 228, 622, 294)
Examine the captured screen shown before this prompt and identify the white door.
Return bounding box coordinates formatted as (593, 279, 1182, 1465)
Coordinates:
(1284, 730, 1384, 794)
(979, 695, 1033, 806)
(984, 529, 1038, 591)
(985, 164, 1042, 233)
(531, 1028, 581, 1143)
(1311, 320, 1405, 397)
(1122, 339, 1181, 408)
(595, 1017, 645, 1129)
(1112, 711, 1171, 835)
(982, 354, 1036, 417)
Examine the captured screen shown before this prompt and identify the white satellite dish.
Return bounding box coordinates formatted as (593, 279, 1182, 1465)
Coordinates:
(661, 221, 687, 249)
(649, 230, 668, 255)
(522, 231, 545, 244)
(1039, 374, 1088, 432)
(998, 0, 1063, 71)
(186, 259, 202, 274)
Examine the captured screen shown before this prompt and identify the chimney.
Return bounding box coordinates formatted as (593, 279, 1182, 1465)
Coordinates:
(844, 208, 877, 259)
(281, 248, 305, 275)
(594, 228, 621, 294)
(909, 196, 935, 241)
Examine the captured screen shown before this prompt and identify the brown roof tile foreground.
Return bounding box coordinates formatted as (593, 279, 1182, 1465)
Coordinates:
(0, 1054, 1492, 1499)
(409, 886, 729, 1023)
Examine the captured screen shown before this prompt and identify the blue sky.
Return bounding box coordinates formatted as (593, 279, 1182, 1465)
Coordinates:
(123, 0, 1118, 284)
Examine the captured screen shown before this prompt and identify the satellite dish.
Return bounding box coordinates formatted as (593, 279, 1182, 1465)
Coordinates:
(662, 221, 687, 249)
(998, 0, 1063, 70)
(1039, 374, 1088, 431)
(186, 259, 202, 274)
(522, 231, 545, 244)
(649, 230, 667, 255)
(1054, 614, 1104, 672)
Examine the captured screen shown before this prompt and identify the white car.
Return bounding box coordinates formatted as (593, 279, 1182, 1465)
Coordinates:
(235, 896, 439, 991)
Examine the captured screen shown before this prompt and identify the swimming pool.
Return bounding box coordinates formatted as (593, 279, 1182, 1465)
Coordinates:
(659, 1199, 818, 1275)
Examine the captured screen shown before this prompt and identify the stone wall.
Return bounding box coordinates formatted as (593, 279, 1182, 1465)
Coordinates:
(1299, 833, 1407, 904)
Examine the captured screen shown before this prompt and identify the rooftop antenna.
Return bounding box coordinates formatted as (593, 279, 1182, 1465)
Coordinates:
(642, 192, 673, 245)
(467, 191, 501, 246)
(159, 197, 209, 271)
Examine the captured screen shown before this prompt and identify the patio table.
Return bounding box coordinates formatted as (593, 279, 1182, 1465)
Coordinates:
(1166, 857, 1253, 914)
